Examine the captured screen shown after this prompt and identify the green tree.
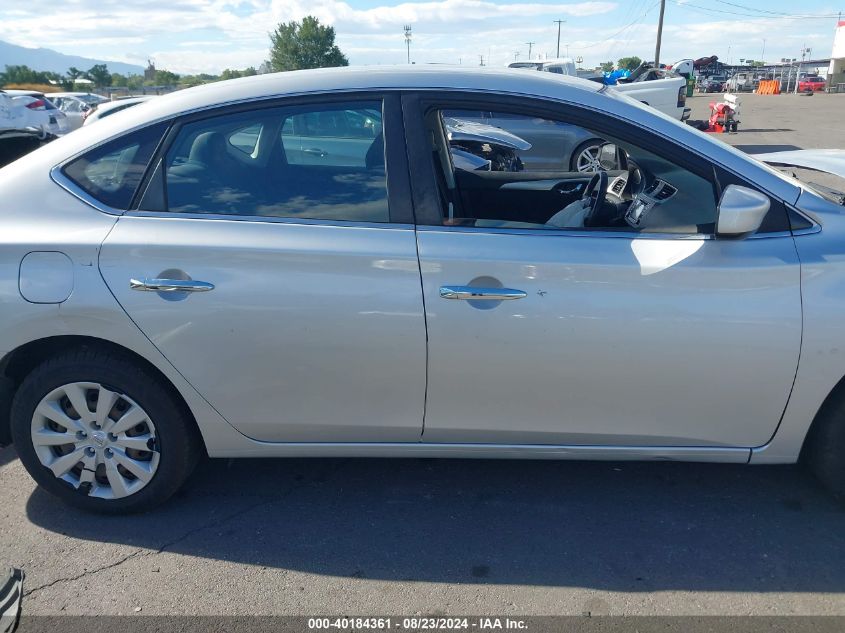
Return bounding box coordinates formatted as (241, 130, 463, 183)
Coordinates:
(85, 64, 112, 88)
(268, 16, 348, 72)
(617, 56, 642, 72)
(0, 64, 51, 85)
(599, 61, 615, 73)
(153, 69, 180, 85)
(67, 66, 83, 83)
(110, 72, 128, 87)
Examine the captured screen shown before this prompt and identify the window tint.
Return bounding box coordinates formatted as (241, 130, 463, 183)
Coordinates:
(62, 122, 166, 210)
(162, 101, 388, 222)
(431, 108, 717, 234)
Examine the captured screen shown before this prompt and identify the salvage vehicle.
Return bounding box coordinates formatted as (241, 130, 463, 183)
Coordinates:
(444, 113, 608, 172)
(0, 66, 843, 513)
(2, 90, 68, 136)
(510, 59, 690, 121)
(49, 92, 110, 131)
(0, 91, 56, 168)
(798, 76, 827, 92)
(83, 96, 156, 126)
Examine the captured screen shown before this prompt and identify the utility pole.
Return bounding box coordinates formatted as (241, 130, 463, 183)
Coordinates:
(404, 25, 412, 64)
(526, 41, 535, 59)
(654, 0, 666, 67)
(761, 38, 766, 64)
(553, 20, 566, 58)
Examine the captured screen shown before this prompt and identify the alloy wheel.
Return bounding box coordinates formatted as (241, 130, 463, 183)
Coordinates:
(575, 145, 603, 172)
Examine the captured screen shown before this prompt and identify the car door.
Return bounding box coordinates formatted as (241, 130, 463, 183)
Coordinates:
(99, 94, 427, 443)
(405, 93, 802, 449)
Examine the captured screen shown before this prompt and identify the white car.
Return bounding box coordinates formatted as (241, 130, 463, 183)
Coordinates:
(0, 91, 55, 167)
(48, 92, 109, 131)
(83, 96, 156, 126)
(2, 90, 68, 136)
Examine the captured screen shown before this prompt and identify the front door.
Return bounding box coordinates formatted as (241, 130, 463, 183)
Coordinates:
(408, 97, 801, 448)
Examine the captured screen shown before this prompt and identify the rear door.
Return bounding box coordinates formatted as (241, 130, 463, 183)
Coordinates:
(99, 94, 427, 442)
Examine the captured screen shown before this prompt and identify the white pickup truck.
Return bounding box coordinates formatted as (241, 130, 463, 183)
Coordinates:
(508, 59, 691, 121)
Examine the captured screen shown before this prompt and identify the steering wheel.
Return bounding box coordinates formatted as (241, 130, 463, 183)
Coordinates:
(581, 171, 608, 228)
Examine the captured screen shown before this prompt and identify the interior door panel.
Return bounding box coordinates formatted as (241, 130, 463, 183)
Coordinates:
(454, 170, 591, 224)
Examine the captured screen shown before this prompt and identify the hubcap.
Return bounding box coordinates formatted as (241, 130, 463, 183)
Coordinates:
(30, 382, 160, 499)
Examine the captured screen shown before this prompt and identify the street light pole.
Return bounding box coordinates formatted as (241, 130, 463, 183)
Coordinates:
(654, 0, 666, 67)
(553, 20, 565, 58)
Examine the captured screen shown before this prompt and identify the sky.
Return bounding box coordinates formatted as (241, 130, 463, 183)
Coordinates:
(0, 0, 842, 75)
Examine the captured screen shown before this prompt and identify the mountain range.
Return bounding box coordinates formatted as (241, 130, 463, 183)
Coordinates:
(0, 39, 145, 76)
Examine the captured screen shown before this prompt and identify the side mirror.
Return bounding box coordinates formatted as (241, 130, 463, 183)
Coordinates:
(716, 185, 770, 238)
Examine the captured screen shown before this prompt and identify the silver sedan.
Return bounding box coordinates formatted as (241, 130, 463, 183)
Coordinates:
(0, 66, 843, 513)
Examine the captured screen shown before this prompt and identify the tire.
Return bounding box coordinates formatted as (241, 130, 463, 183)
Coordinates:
(10, 347, 202, 514)
(802, 390, 845, 499)
(570, 139, 606, 173)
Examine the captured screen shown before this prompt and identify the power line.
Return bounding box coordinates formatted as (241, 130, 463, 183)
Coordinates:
(670, 0, 840, 20)
(711, 0, 839, 18)
(579, 0, 661, 50)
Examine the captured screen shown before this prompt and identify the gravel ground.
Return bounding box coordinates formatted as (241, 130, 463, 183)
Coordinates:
(2, 91, 845, 619)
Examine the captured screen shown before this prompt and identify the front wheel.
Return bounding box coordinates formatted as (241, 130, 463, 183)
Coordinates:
(11, 348, 203, 513)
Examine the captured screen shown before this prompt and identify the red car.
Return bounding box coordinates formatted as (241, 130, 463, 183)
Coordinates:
(799, 76, 826, 92)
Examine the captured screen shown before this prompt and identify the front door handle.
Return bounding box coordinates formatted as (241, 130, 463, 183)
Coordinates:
(130, 278, 215, 293)
(303, 148, 327, 157)
(440, 285, 527, 301)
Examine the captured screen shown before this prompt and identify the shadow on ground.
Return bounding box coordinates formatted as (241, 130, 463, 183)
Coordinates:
(21, 456, 845, 592)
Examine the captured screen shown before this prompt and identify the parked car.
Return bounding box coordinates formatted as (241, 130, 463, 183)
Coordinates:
(2, 90, 68, 136)
(698, 77, 724, 93)
(83, 96, 156, 126)
(48, 92, 109, 131)
(0, 66, 842, 513)
(799, 76, 827, 92)
(0, 91, 57, 166)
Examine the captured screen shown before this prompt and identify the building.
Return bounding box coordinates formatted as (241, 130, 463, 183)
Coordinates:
(829, 21, 845, 86)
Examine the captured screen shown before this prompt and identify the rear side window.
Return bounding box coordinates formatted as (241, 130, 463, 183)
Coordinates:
(161, 100, 388, 222)
(62, 123, 167, 210)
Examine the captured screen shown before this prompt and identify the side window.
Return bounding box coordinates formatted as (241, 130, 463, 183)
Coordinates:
(281, 106, 382, 167)
(162, 100, 388, 222)
(62, 122, 167, 210)
(430, 108, 717, 234)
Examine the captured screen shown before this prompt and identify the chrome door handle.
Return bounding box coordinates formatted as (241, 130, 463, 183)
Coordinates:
(440, 286, 527, 301)
(130, 278, 215, 293)
(303, 148, 327, 157)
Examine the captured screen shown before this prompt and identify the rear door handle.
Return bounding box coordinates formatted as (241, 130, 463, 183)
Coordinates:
(440, 286, 527, 301)
(130, 278, 215, 293)
(303, 148, 327, 157)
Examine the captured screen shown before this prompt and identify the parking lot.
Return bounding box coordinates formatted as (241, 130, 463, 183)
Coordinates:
(2, 91, 845, 618)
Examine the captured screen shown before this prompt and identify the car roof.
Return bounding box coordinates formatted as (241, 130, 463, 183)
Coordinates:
(93, 96, 154, 112)
(12, 64, 800, 205)
(3, 89, 45, 96)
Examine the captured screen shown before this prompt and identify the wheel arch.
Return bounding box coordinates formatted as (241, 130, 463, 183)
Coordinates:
(0, 335, 206, 455)
(798, 372, 845, 463)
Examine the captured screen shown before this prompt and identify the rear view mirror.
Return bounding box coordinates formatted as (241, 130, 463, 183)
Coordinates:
(716, 185, 770, 237)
